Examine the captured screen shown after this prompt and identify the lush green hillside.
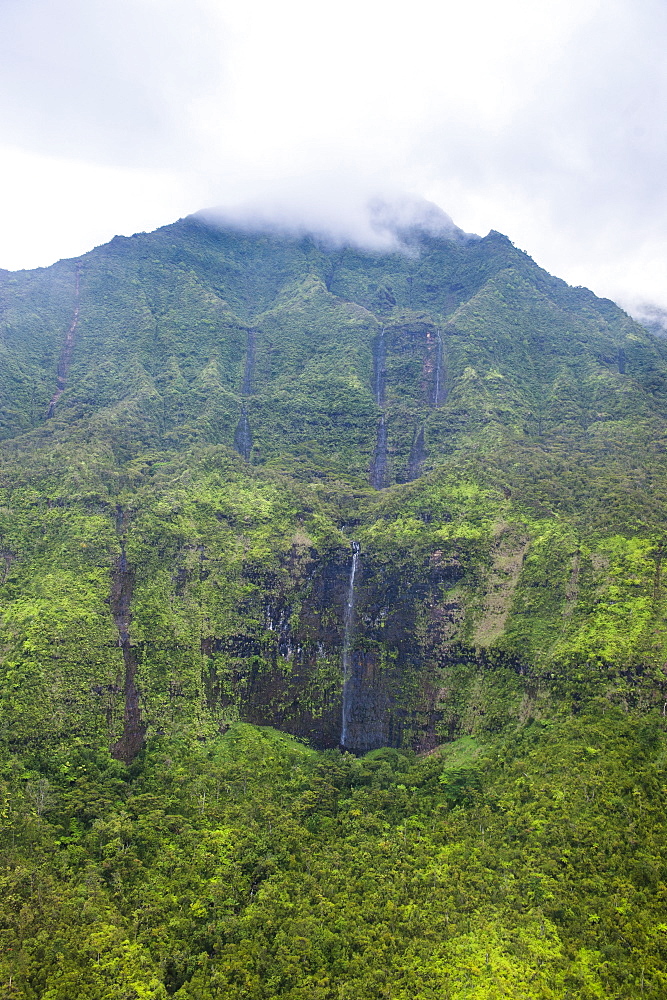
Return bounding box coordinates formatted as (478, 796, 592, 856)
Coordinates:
(2, 717, 667, 998)
(1, 209, 667, 995)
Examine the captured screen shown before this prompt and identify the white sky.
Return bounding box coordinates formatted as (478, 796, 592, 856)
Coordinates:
(1, 0, 666, 315)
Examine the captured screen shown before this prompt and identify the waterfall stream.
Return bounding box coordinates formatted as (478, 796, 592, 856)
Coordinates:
(340, 541, 360, 748)
(242, 328, 256, 395)
(407, 425, 427, 481)
(369, 328, 389, 488)
(234, 406, 253, 460)
(370, 415, 388, 489)
(110, 533, 146, 763)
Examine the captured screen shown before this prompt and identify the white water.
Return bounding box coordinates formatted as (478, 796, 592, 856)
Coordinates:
(341, 540, 360, 748)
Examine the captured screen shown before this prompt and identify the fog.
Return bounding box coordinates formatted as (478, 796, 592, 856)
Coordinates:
(1, 0, 666, 317)
(201, 192, 474, 253)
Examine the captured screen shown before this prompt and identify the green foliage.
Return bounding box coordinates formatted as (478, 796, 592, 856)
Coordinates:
(1, 716, 666, 997)
(2, 215, 667, 994)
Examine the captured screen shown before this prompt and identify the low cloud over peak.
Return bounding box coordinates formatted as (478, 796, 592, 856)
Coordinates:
(200, 193, 479, 253)
(1, 0, 667, 314)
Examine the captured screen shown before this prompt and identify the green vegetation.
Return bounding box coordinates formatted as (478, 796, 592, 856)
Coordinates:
(1, 211, 667, 994)
(2, 716, 667, 998)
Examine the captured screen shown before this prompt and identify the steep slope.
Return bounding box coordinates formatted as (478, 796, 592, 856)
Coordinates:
(1, 213, 667, 761)
(3, 210, 667, 998)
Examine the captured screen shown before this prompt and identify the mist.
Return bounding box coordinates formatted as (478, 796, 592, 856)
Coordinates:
(200, 191, 475, 254)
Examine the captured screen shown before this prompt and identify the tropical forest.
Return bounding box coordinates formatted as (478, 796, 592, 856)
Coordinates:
(1, 206, 667, 998)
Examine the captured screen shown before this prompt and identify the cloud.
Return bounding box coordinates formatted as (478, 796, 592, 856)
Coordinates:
(0, 146, 192, 270)
(202, 190, 472, 253)
(0, 0, 666, 315)
(0, 0, 220, 167)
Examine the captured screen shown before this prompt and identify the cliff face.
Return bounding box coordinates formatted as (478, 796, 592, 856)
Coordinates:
(2, 214, 667, 757)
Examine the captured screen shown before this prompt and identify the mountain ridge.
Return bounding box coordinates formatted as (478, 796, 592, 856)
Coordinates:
(1, 209, 666, 757)
(2, 209, 667, 997)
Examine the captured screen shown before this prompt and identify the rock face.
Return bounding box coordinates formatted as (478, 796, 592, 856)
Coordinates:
(110, 545, 146, 763)
(233, 408, 253, 460)
(2, 211, 667, 758)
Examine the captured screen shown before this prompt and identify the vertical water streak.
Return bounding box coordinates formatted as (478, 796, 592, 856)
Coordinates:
(234, 406, 253, 460)
(370, 415, 388, 489)
(242, 328, 256, 395)
(370, 328, 388, 488)
(407, 425, 427, 481)
(341, 541, 360, 748)
(110, 532, 146, 763)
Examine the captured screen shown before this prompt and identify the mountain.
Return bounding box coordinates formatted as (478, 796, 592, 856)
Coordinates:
(631, 301, 667, 338)
(1, 207, 667, 997)
(2, 208, 667, 754)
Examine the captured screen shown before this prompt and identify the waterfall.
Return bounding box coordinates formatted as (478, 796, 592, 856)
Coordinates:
(618, 347, 626, 374)
(407, 425, 427, 481)
(369, 329, 389, 488)
(234, 406, 253, 460)
(341, 541, 360, 749)
(110, 534, 146, 763)
(370, 415, 388, 489)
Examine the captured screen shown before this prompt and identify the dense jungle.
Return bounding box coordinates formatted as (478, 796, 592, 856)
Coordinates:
(1, 207, 667, 997)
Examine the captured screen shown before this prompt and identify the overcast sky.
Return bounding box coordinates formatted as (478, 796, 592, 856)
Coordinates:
(1, 0, 666, 316)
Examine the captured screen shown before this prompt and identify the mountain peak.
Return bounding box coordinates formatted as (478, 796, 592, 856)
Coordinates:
(366, 195, 478, 244)
(197, 193, 479, 252)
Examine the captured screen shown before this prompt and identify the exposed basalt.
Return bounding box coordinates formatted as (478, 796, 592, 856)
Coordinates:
(0, 548, 15, 585)
(110, 530, 146, 763)
(234, 407, 253, 460)
(332, 550, 465, 752)
(205, 541, 471, 754)
(438, 641, 533, 677)
(241, 649, 344, 748)
(341, 541, 361, 748)
(407, 425, 427, 481)
(370, 415, 388, 488)
(339, 650, 392, 753)
(241, 327, 256, 395)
